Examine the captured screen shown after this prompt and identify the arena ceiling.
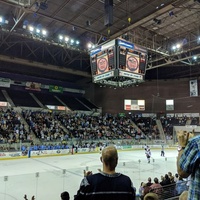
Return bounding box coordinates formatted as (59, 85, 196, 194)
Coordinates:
(0, 0, 200, 85)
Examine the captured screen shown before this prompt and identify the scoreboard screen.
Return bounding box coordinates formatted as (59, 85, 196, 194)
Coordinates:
(117, 39, 147, 79)
(90, 38, 147, 85)
(90, 40, 116, 81)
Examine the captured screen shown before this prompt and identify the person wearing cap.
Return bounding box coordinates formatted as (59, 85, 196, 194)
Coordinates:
(74, 145, 136, 200)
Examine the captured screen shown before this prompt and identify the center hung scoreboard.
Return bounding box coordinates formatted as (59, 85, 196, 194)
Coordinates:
(90, 38, 148, 87)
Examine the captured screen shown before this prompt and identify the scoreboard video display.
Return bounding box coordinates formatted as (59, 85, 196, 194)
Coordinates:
(90, 38, 148, 86)
(117, 39, 147, 80)
(90, 40, 116, 82)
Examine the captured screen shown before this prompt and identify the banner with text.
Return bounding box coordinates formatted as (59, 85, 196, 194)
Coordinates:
(49, 85, 63, 93)
(190, 79, 198, 97)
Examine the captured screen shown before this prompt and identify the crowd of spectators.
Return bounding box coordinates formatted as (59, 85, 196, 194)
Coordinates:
(0, 109, 199, 148)
(139, 171, 189, 200)
(22, 110, 71, 141)
(0, 108, 32, 145)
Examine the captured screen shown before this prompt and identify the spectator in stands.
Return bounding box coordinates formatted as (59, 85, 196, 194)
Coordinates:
(176, 177, 187, 195)
(149, 177, 163, 197)
(138, 182, 146, 200)
(61, 191, 70, 200)
(168, 172, 173, 180)
(74, 145, 136, 200)
(174, 173, 179, 182)
(177, 130, 200, 200)
(146, 177, 153, 186)
(142, 177, 153, 196)
(160, 175, 164, 185)
(160, 174, 171, 186)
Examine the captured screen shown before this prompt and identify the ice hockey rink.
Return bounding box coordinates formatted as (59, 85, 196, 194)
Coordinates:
(0, 148, 178, 200)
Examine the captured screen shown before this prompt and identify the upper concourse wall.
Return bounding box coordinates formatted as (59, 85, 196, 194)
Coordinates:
(85, 78, 200, 114)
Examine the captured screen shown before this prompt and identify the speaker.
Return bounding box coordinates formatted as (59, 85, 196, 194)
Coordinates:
(104, 0, 113, 27)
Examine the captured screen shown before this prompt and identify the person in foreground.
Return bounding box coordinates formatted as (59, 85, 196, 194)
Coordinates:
(144, 192, 158, 200)
(179, 191, 188, 200)
(74, 145, 136, 200)
(177, 130, 200, 200)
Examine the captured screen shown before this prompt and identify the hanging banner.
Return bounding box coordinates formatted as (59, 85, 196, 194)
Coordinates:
(25, 82, 41, 91)
(49, 85, 63, 93)
(190, 79, 198, 97)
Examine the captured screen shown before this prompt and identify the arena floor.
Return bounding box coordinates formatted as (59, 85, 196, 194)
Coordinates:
(0, 148, 178, 200)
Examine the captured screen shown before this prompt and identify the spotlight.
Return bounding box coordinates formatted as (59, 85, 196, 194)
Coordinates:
(70, 39, 74, 44)
(172, 45, 176, 50)
(59, 35, 63, 40)
(65, 37, 69, 42)
(193, 56, 197, 60)
(42, 29, 47, 36)
(76, 41, 80, 45)
(176, 43, 181, 49)
(0, 17, 3, 23)
(29, 26, 34, 32)
(87, 43, 92, 49)
(36, 29, 40, 34)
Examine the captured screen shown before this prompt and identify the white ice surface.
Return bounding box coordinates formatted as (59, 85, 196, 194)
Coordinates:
(0, 149, 178, 200)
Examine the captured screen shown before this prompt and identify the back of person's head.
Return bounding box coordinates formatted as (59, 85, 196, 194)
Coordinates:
(144, 192, 159, 200)
(148, 177, 151, 182)
(101, 145, 118, 170)
(154, 177, 159, 184)
(61, 191, 70, 200)
(168, 172, 172, 177)
(165, 174, 169, 180)
(179, 191, 188, 200)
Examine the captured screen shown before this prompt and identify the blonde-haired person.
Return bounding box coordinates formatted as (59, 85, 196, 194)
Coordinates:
(144, 192, 159, 200)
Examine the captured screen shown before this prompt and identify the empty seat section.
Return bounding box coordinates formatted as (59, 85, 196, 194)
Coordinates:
(76, 97, 98, 109)
(0, 90, 7, 101)
(33, 92, 63, 106)
(57, 95, 90, 111)
(6, 90, 40, 107)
